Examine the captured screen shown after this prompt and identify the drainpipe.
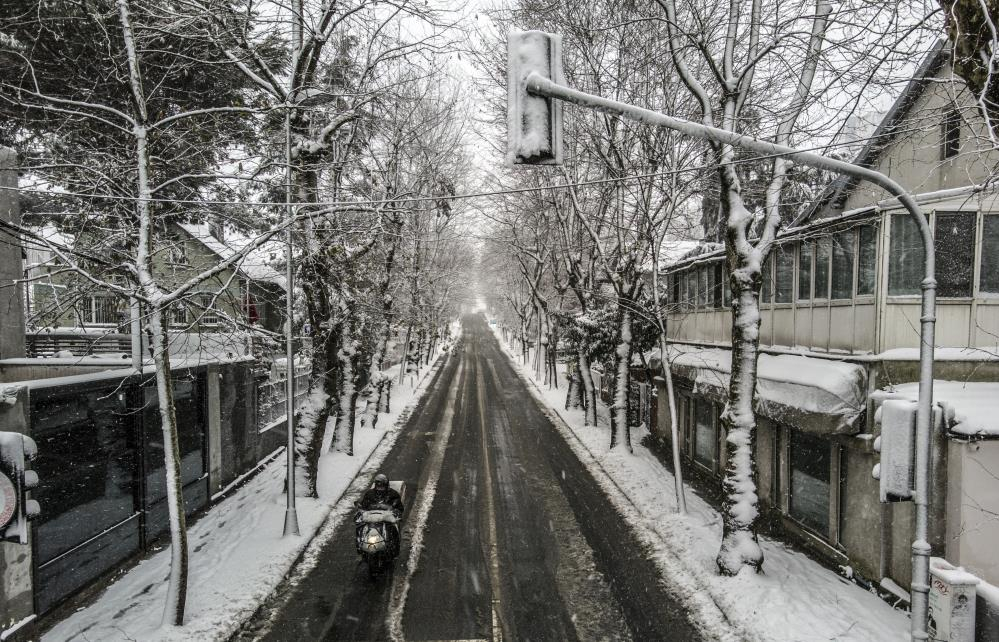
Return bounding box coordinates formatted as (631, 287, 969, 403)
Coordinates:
(524, 72, 937, 639)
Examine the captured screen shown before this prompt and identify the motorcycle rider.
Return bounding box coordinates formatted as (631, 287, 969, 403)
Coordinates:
(357, 473, 404, 555)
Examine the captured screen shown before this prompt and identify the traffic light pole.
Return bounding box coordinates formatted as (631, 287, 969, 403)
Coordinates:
(523, 71, 938, 639)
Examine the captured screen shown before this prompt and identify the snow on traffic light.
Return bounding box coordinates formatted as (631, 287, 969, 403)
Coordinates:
(0, 431, 40, 545)
(506, 30, 564, 166)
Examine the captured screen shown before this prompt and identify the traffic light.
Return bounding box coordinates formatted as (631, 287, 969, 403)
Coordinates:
(0, 431, 40, 545)
(507, 30, 564, 166)
(872, 398, 917, 503)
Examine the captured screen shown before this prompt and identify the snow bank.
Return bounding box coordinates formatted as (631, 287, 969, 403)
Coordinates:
(492, 323, 909, 642)
(887, 380, 999, 436)
(42, 346, 453, 642)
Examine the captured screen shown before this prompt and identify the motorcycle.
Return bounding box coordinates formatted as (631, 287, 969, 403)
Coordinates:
(354, 481, 406, 578)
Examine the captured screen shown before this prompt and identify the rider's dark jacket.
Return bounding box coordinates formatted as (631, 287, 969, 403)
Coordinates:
(359, 486, 404, 517)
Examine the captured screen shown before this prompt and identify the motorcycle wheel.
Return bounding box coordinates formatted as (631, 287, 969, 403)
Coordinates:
(368, 556, 383, 579)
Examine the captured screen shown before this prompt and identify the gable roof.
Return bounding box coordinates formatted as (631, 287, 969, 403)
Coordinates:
(793, 39, 950, 226)
(176, 222, 285, 289)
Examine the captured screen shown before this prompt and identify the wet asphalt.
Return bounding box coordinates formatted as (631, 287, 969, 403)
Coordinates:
(233, 315, 702, 642)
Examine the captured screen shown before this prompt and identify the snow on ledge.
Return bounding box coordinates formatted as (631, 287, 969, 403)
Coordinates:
(667, 346, 867, 434)
(885, 380, 999, 437)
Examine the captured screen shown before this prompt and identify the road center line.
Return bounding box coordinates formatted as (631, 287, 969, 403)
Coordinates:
(386, 356, 465, 642)
(476, 358, 505, 642)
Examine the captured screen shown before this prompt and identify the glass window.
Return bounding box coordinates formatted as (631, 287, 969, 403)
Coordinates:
(888, 214, 925, 295)
(981, 215, 999, 294)
(671, 273, 680, 304)
(699, 266, 710, 307)
(686, 270, 697, 310)
(935, 212, 975, 297)
(798, 242, 812, 301)
(31, 385, 139, 566)
(713, 263, 723, 308)
(199, 294, 221, 325)
(722, 266, 732, 307)
(815, 237, 831, 299)
(761, 254, 773, 304)
(789, 429, 831, 536)
(857, 225, 877, 296)
(941, 109, 961, 160)
(831, 231, 855, 299)
(775, 246, 794, 303)
(694, 400, 716, 468)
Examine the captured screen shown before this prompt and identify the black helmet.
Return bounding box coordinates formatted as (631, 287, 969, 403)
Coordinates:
(374, 473, 389, 488)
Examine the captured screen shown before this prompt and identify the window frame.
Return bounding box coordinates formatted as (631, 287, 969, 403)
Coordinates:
(797, 241, 813, 302)
(830, 230, 857, 301)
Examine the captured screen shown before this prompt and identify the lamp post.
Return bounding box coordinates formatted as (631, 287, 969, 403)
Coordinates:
(508, 31, 937, 639)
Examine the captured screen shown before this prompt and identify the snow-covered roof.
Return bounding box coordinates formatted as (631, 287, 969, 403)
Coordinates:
(664, 345, 867, 434)
(885, 380, 999, 438)
(177, 223, 285, 289)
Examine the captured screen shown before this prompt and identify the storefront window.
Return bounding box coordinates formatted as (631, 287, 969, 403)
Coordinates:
(694, 400, 717, 469)
(789, 430, 831, 536)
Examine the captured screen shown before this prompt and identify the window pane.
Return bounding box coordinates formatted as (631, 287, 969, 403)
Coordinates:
(935, 212, 975, 297)
(761, 254, 773, 303)
(798, 242, 812, 301)
(789, 430, 831, 536)
(694, 400, 716, 468)
(775, 246, 794, 303)
(686, 270, 697, 310)
(713, 263, 723, 308)
(815, 237, 831, 299)
(831, 231, 855, 299)
(981, 216, 999, 293)
(857, 225, 877, 296)
(699, 266, 710, 306)
(888, 214, 925, 295)
(671, 273, 680, 303)
(32, 385, 138, 565)
(722, 267, 732, 307)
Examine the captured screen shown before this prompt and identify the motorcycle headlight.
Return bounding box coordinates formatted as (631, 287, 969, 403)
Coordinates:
(367, 532, 381, 544)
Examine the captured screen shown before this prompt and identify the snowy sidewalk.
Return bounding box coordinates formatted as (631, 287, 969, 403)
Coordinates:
(491, 326, 910, 642)
(42, 349, 452, 642)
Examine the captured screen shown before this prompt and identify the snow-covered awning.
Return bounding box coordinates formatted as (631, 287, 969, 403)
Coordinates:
(665, 346, 867, 435)
(884, 381, 999, 438)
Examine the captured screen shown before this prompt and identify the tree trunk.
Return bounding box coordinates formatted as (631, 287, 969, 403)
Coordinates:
(148, 307, 188, 626)
(609, 308, 633, 452)
(578, 349, 597, 426)
(716, 192, 766, 575)
(334, 324, 358, 455)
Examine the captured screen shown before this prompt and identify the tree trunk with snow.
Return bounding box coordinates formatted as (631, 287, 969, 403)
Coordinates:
(608, 308, 633, 452)
(716, 183, 766, 575)
(578, 349, 598, 426)
(333, 319, 359, 455)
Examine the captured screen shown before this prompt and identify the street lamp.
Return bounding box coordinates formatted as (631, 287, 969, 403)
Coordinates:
(508, 30, 938, 639)
(281, 42, 341, 538)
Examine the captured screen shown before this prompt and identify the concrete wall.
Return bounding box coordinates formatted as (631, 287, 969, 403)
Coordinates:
(945, 440, 999, 586)
(0, 148, 25, 360)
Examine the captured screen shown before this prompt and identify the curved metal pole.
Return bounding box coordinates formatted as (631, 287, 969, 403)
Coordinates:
(526, 72, 937, 639)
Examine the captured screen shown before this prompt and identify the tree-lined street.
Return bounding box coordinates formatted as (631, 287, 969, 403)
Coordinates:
(238, 315, 700, 642)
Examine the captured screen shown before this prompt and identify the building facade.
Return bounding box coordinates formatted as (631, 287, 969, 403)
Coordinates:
(658, 42, 999, 623)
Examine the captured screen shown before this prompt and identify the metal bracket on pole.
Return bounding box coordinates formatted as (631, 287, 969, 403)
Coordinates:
(519, 61, 938, 640)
